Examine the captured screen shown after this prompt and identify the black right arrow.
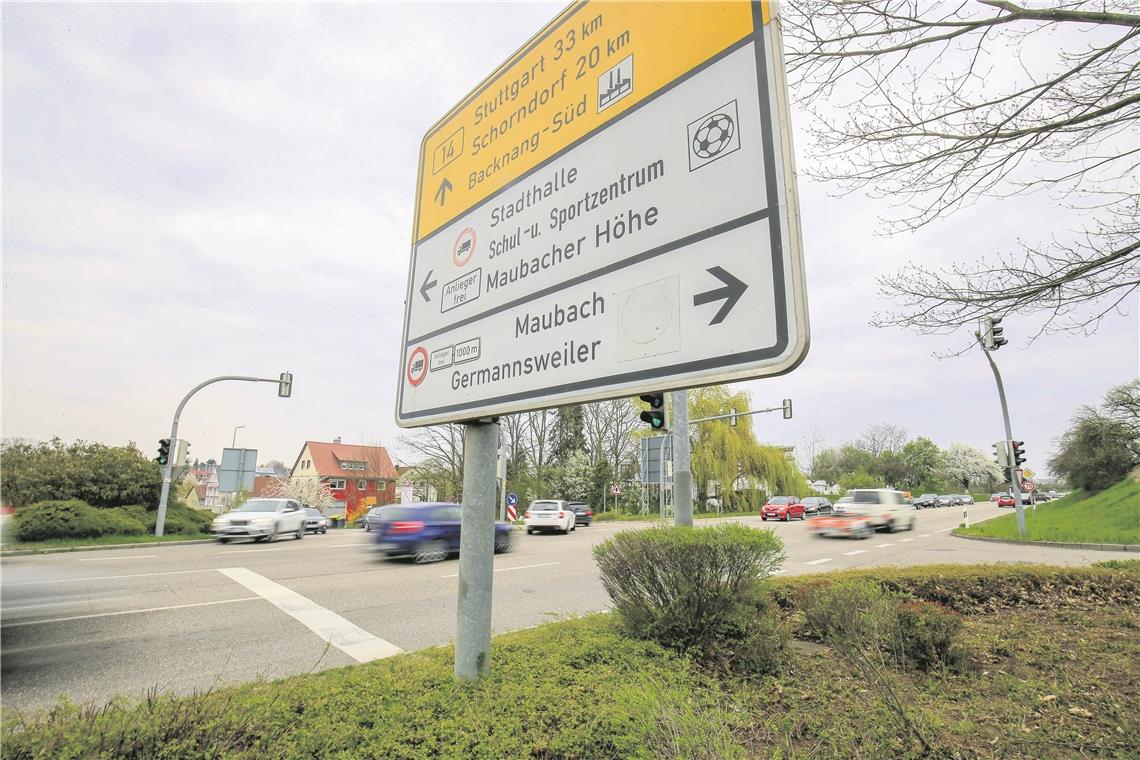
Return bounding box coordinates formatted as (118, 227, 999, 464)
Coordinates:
(419, 269, 438, 302)
(693, 266, 748, 325)
(433, 177, 453, 207)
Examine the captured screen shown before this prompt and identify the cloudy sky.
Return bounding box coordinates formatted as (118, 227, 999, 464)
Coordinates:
(3, 2, 1136, 475)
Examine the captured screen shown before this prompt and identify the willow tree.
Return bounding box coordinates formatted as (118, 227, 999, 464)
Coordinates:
(688, 386, 808, 509)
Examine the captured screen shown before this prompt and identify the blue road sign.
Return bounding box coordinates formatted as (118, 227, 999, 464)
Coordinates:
(506, 492, 518, 507)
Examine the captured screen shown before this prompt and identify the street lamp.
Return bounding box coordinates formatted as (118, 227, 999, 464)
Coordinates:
(232, 425, 246, 448)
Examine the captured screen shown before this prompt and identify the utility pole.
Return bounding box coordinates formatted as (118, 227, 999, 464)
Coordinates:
(455, 419, 499, 679)
(671, 389, 693, 526)
(977, 320, 1025, 537)
(155, 373, 292, 536)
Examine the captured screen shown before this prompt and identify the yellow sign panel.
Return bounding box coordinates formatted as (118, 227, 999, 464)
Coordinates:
(414, 1, 760, 241)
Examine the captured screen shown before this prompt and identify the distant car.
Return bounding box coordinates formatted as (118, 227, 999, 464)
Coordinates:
(706, 497, 723, 510)
(524, 500, 576, 534)
(838, 489, 917, 532)
(211, 498, 307, 543)
(832, 495, 855, 514)
(933, 495, 953, 508)
(373, 503, 512, 563)
(914, 494, 939, 509)
(303, 508, 329, 534)
(1034, 493, 1051, 502)
(360, 506, 387, 532)
(568, 501, 593, 527)
(943, 494, 963, 507)
(801, 496, 832, 515)
(990, 493, 1003, 502)
(960, 495, 975, 505)
(997, 495, 1016, 507)
(762, 496, 805, 521)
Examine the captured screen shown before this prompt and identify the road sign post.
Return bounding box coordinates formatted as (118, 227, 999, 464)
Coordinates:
(455, 419, 499, 680)
(397, 0, 808, 428)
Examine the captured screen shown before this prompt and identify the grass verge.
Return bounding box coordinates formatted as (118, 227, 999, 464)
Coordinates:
(1, 533, 212, 552)
(3, 564, 1137, 759)
(957, 476, 1139, 545)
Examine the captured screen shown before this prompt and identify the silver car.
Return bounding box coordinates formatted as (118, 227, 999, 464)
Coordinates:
(211, 498, 307, 543)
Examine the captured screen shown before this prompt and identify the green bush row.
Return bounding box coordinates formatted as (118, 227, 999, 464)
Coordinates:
(12, 500, 212, 543)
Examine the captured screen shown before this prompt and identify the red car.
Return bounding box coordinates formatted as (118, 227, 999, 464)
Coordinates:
(761, 496, 805, 521)
(997, 495, 1016, 507)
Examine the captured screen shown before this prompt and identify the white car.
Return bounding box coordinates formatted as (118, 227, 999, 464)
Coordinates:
(211, 498, 307, 543)
(841, 489, 917, 532)
(524, 500, 576, 535)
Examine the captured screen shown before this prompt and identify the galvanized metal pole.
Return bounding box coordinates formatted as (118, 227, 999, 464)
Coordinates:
(658, 435, 666, 519)
(671, 389, 693, 526)
(980, 347, 1026, 536)
(455, 419, 499, 679)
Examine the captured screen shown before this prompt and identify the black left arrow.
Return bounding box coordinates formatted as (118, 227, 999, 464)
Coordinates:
(434, 177, 453, 206)
(693, 266, 748, 325)
(420, 269, 438, 302)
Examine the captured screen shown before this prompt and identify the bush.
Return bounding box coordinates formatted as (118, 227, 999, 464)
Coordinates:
(892, 599, 964, 672)
(593, 524, 787, 674)
(12, 500, 145, 542)
(0, 439, 161, 509)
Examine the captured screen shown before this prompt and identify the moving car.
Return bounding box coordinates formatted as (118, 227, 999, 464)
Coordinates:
(761, 496, 805, 521)
(942, 494, 963, 507)
(832, 495, 855, 514)
(568, 501, 593, 527)
(960, 495, 975, 505)
(997, 495, 1016, 507)
(373, 503, 512, 563)
(808, 511, 876, 539)
(211, 498, 307, 543)
(801, 496, 832, 515)
(360, 506, 386, 532)
(524, 500, 576, 534)
(914, 494, 939, 509)
(304, 508, 329, 534)
(835, 489, 917, 532)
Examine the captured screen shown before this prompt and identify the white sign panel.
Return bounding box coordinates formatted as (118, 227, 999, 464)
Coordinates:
(397, 2, 808, 427)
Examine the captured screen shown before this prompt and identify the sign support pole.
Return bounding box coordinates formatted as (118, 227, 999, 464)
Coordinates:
(979, 346, 1025, 537)
(455, 419, 499, 680)
(671, 389, 693, 527)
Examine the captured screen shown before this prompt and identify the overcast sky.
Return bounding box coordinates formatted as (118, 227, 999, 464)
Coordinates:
(3, 2, 1136, 476)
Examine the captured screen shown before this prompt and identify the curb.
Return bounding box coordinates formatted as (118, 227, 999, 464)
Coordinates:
(1, 538, 216, 557)
(952, 530, 1140, 553)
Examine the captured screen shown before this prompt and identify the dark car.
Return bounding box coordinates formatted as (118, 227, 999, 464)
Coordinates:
(801, 496, 832, 515)
(373, 503, 513, 564)
(568, 501, 593, 526)
(360, 506, 387, 532)
(913, 494, 938, 509)
(303, 508, 329, 534)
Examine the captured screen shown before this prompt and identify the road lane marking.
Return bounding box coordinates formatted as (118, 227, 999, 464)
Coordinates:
(217, 567, 402, 663)
(0, 597, 260, 628)
(919, 534, 931, 537)
(843, 550, 866, 556)
(3, 569, 216, 587)
(874, 543, 892, 548)
(442, 561, 561, 579)
(804, 558, 832, 566)
(76, 555, 158, 562)
(222, 548, 286, 554)
(936, 527, 954, 533)
(899, 538, 915, 542)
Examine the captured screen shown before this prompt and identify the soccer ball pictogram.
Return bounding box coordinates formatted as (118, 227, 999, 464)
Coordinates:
(692, 113, 735, 159)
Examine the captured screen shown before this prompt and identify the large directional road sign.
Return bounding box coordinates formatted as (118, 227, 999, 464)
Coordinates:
(397, 1, 808, 427)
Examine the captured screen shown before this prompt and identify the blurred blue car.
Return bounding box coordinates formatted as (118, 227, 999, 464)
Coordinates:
(374, 503, 513, 563)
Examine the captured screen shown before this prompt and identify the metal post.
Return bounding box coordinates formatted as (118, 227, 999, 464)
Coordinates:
(671, 389, 693, 527)
(232, 425, 245, 447)
(156, 375, 289, 536)
(980, 347, 1025, 536)
(658, 435, 666, 519)
(455, 419, 499, 680)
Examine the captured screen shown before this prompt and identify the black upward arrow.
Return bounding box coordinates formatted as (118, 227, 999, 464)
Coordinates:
(693, 266, 748, 325)
(433, 177, 453, 206)
(419, 269, 438, 302)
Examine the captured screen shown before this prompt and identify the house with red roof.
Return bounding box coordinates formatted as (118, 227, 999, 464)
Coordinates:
(290, 438, 398, 520)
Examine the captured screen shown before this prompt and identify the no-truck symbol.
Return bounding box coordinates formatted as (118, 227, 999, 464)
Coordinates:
(453, 227, 477, 267)
(407, 346, 429, 387)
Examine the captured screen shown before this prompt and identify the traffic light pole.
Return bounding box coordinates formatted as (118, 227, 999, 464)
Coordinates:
(155, 374, 291, 536)
(979, 348, 1026, 537)
(671, 390, 693, 527)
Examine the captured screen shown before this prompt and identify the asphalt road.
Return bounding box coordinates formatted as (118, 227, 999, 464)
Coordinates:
(0, 502, 1124, 712)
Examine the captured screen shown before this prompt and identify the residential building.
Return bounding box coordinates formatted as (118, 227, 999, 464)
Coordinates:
(290, 438, 397, 520)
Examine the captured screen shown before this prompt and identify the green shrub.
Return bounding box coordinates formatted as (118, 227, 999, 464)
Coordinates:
(96, 509, 148, 536)
(593, 524, 787, 674)
(13, 500, 114, 542)
(892, 599, 964, 672)
(1092, 558, 1140, 571)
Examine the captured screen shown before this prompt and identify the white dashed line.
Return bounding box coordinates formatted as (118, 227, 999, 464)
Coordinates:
(1, 597, 261, 628)
(874, 543, 892, 548)
(899, 538, 915, 542)
(843, 550, 866, 556)
(919, 534, 931, 538)
(936, 527, 954, 533)
(2, 569, 215, 587)
(218, 567, 402, 663)
(221, 548, 286, 554)
(442, 561, 560, 578)
(76, 555, 158, 562)
(805, 558, 833, 566)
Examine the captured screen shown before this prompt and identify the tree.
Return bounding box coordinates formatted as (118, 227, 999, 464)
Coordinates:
(939, 444, 1004, 491)
(900, 437, 944, 489)
(399, 424, 465, 501)
(263, 476, 335, 510)
(785, 1, 1139, 343)
(550, 405, 586, 464)
(1049, 380, 1140, 490)
(0, 438, 162, 509)
(552, 449, 593, 502)
(857, 423, 909, 458)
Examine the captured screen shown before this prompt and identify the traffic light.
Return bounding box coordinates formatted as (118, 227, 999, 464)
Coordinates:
(1010, 440, 1026, 467)
(782, 398, 793, 420)
(157, 438, 171, 466)
(174, 439, 191, 468)
(278, 371, 293, 398)
(981, 316, 1008, 351)
(639, 393, 667, 430)
(992, 440, 1010, 468)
